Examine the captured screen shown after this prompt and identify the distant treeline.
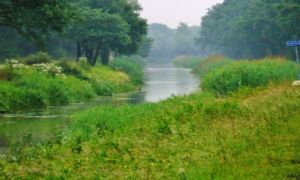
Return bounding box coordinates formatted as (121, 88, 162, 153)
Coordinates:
(147, 23, 202, 62)
(197, 0, 300, 60)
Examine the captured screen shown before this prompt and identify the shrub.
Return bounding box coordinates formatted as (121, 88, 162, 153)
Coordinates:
(109, 56, 144, 86)
(202, 59, 299, 95)
(13, 69, 69, 106)
(21, 52, 52, 65)
(86, 65, 134, 95)
(0, 65, 13, 80)
(193, 55, 233, 76)
(0, 81, 22, 111)
(55, 60, 87, 79)
(173, 55, 202, 68)
(59, 76, 95, 101)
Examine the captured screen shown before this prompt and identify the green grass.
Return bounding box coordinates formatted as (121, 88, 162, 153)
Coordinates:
(202, 59, 299, 95)
(1, 55, 300, 178)
(1, 84, 300, 178)
(0, 53, 144, 112)
(173, 55, 202, 69)
(192, 55, 233, 76)
(109, 56, 145, 86)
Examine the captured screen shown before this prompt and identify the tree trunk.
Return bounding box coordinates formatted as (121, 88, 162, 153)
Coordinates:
(100, 47, 110, 65)
(76, 41, 81, 62)
(91, 45, 100, 66)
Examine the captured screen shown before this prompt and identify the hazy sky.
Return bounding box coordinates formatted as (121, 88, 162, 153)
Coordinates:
(138, 0, 224, 28)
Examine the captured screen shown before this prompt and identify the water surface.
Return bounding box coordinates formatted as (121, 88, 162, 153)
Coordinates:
(0, 63, 199, 149)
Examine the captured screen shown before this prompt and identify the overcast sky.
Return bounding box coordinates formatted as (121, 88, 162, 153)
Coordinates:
(138, 0, 224, 28)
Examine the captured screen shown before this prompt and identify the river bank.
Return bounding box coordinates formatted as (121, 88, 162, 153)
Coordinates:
(0, 62, 199, 151)
(0, 53, 144, 113)
(1, 57, 300, 178)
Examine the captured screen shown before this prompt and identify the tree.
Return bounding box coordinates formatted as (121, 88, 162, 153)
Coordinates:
(69, 0, 147, 65)
(196, 0, 300, 60)
(137, 36, 153, 58)
(0, 0, 75, 50)
(67, 8, 131, 65)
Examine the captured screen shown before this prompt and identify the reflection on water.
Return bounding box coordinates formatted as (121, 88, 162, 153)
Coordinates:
(0, 63, 199, 150)
(142, 63, 199, 102)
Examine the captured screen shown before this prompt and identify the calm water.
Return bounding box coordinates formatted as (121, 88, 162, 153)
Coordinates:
(0, 63, 199, 149)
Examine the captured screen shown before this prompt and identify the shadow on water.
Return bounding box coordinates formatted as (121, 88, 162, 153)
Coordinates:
(0, 63, 199, 150)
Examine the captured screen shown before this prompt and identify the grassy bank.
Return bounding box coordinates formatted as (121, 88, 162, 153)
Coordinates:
(1, 56, 300, 178)
(0, 53, 144, 112)
(1, 83, 300, 178)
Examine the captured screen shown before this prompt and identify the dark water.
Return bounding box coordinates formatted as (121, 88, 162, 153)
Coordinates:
(0, 63, 199, 149)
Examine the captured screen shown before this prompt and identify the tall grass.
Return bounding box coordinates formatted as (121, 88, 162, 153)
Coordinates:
(109, 56, 145, 86)
(202, 59, 299, 95)
(192, 55, 233, 76)
(173, 55, 202, 68)
(0, 53, 144, 112)
(1, 84, 300, 179)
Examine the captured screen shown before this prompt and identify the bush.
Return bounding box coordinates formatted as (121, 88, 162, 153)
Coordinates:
(193, 55, 233, 76)
(86, 65, 135, 95)
(0, 81, 22, 111)
(0, 65, 13, 80)
(202, 59, 299, 95)
(59, 76, 95, 101)
(21, 52, 52, 65)
(173, 55, 202, 68)
(55, 60, 87, 79)
(109, 56, 144, 86)
(0, 56, 141, 112)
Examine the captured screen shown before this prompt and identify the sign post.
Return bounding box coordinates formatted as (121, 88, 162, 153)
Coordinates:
(287, 37, 300, 80)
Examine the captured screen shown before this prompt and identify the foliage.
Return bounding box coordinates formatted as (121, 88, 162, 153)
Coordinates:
(86, 65, 135, 95)
(202, 59, 299, 95)
(67, 0, 147, 65)
(109, 56, 145, 86)
(0, 55, 142, 112)
(173, 55, 202, 68)
(1, 84, 300, 178)
(197, 0, 300, 60)
(67, 8, 131, 65)
(0, 0, 75, 49)
(137, 36, 153, 58)
(192, 55, 233, 76)
(55, 60, 87, 79)
(21, 52, 52, 65)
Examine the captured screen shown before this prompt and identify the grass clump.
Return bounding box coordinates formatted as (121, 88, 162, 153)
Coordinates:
(173, 55, 202, 68)
(192, 55, 233, 76)
(109, 56, 145, 86)
(20, 52, 52, 65)
(86, 66, 135, 96)
(202, 59, 299, 95)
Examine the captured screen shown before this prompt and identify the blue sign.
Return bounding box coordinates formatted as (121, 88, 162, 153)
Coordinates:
(287, 41, 300, 47)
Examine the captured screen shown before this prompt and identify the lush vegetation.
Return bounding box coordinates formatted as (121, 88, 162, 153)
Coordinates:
(0, 0, 148, 65)
(192, 55, 234, 76)
(1, 55, 300, 178)
(174, 55, 299, 95)
(197, 0, 300, 60)
(172, 56, 202, 69)
(0, 53, 144, 112)
(1, 83, 300, 178)
(202, 58, 299, 95)
(109, 56, 145, 86)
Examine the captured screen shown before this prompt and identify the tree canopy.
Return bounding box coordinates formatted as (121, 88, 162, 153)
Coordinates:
(197, 0, 300, 60)
(0, 0, 148, 65)
(0, 0, 75, 49)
